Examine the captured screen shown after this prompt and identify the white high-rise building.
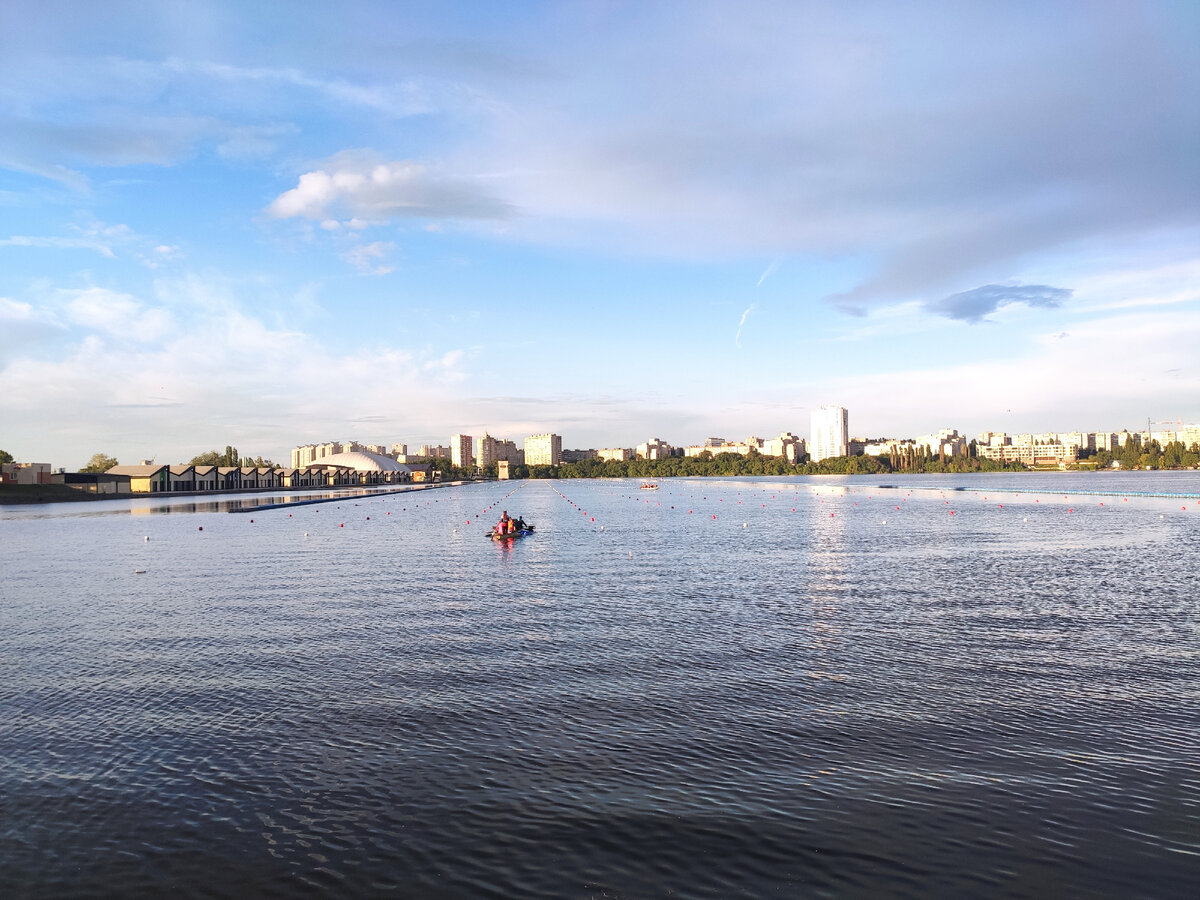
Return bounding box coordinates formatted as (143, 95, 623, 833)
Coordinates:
(810, 406, 849, 463)
(450, 434, 474, 468)
(524, 433, 562, 466)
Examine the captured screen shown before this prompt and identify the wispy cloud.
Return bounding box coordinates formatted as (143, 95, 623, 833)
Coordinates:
(0, 235, 115, 257)
(735, 304, 756, 347)
(343, 241, 396, 275)
(756, 259, 781, 287)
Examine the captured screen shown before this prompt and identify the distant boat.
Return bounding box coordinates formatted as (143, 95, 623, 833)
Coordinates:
(640, 482, 659, 490)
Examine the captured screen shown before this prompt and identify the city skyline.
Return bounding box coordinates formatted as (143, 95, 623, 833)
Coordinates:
(2, 2, 1198, 469)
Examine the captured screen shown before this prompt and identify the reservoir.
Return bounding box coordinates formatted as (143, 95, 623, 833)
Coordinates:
(2, 473, 1197, 897)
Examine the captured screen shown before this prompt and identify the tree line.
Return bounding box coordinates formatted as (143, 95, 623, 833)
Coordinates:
(1090, 439, 1200, 471)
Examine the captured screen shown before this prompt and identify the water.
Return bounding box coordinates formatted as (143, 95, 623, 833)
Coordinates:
(2, 473, 1198, 898)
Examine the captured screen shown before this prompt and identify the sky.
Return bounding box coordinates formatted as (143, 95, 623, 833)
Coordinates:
(1, 0, 1197, 469)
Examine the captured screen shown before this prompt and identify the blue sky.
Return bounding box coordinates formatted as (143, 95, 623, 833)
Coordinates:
(1, 0, 1197, 468)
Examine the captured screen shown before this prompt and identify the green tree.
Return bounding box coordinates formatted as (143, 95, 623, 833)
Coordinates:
(188, 448, 268, 467)
(0, 449, 13, 464)
(81, 452, 119, 473)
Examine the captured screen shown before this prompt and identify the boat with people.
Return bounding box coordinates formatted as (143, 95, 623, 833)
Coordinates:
(490, 509, 534, 540)
(491, 525, 535, 541)
(640, 481, 659, 490)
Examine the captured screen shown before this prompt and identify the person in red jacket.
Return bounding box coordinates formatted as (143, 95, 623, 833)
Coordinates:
(496, 510, 511, 535)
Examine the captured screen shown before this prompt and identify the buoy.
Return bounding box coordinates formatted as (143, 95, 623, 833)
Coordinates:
(743, 522, 747, 528)
(134, 569, 146, 574)
(250, 519, 254, 523)
(144, 536, 149, 541)
(198, 526, 203, 531)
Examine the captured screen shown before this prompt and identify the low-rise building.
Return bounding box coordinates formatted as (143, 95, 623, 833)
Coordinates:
(1, 462, 52, 484)
(51, 472, 132, 495)
(561, 449, 598, 463)
(106, 464, 171, 492)
(977, 443, 1078, 467)
(915, 428, 966, 458)
(193, 465, 219, 491)
(168, 465, 196, 492)
(598, 448, 633, 461)
(763, 432, 804, 462)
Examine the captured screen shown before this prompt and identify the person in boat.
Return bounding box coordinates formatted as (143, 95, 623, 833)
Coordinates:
(496, 511, 511, 535)
(514, 516, 527, 532)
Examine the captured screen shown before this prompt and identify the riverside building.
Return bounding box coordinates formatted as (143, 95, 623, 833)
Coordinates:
(524, 433, 562, 466)
(477, 434, 523, 467)
(450, 434, 474, 468)
(636, 438, 674, 460)
(809, 406, 849, 463)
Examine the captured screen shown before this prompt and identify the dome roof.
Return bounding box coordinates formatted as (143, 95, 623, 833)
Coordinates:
(311, 450, 411, 473)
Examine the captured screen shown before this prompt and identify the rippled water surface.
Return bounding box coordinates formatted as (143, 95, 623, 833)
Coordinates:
(3, 473, 1198, 898)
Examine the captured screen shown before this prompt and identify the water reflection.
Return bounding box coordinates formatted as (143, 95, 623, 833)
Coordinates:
(1, 485, 438, 519)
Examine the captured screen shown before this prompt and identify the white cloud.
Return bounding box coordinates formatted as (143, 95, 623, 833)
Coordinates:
(342, 241, 396, 275)
(0, 297, 66, 364)
(819, 307, 1200, 435)
(0, 282, 476, 467)
(64, 287, 173, 341)
(267, 152, 513, 223)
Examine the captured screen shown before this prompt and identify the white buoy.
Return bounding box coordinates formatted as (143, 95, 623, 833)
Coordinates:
(743, 522, 747, 528)
(304, 532, 309, 537)
(882, 520, 886, 525)
(144, 536, 149, 541)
